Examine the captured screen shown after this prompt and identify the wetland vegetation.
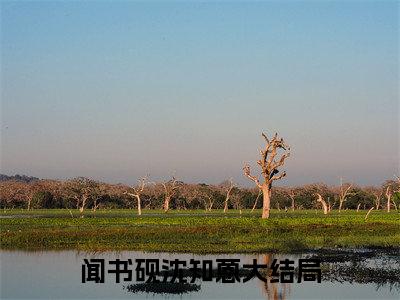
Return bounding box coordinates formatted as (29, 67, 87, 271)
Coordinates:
(1, 209, 398, 253)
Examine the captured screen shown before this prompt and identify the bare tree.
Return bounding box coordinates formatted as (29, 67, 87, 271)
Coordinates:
(125, 177, 151, 216)
(243, 132, 290, 219)
(203, 195, 214, 212)
(370, 188, 383, 210)
(395, 175, 400, 210)
(365, 207, 374, 220)
(316, 193, 328, 215)
(327, 196, 336, 212)
(338, 178, 353, 212)
(385, 186, 392, 212)
(64, 177, 99, 216)
(222, 179, 234, 213)
(288, 188, 296, 211)
(90, 183, 109, 212)
(195, 184, 216, 212)
(251, 190, 262, 212)
(92, 191, 101, 212)
(383, 179, 400, 212)
(162, 177, 179, 212)
(26, 182, 41, 210)
(231, 191, 243, 214)
(7, 180, 47, 210)
(178, 183, 196, 211)
(0, 181, 30, 209)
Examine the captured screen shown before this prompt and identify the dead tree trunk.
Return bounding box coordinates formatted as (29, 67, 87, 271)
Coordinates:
(328, 197, 336, 212)
(208, 198, 214, 212)
(251, 190, 262, 212)
(126, 194, 142, 216)
(163, 196, 171, 212)
(27, 197, 32, 211)
(338, 179, 352, 213)
(365, 207, 374, 220)
(92, 196, 101, 212)
(261, 185, 271, 218)
(356, 203, 361, 212)
(243, 132, 290, 219)
(374, 191, 382, 210)
(394, 176, 400, 211)
(385, 186, 392, 213)
(126, 176, 150, 216)
(316, 193, 328, 215)
(223, 179, 234, 213)
(78, 194, 88, 217)
(137, 195, 142, 215)
(162, 177, 178, 213)
(76, 197, 80, 210)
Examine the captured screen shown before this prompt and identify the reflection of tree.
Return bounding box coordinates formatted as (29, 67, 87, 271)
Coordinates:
(257, 251, 400, 299)
(309, 249, 400, 292)
(323, 264, 400, 290)
(118, 251, 399, 298)
(258, 254, 291, 300)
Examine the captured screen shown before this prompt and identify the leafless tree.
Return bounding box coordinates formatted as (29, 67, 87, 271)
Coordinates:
(327, 196, 336, 212)
(222, 179, 235, 213)
(365, 207, 374, 220)
(243, 132, 290, 219)
(370, 188, 383, 210)
(63, 177, 100, 216)
(203, 194, 214, 212)
(0, 181, 29, 209)
(6, 181, 45, 210)
(385, 186, 392, 212)
(162, 177, 179, 212)
(125, 176, 151, 216)
(364, 186, 383, 210)
(251, 190, 262, 212)
(316, 193, 328, 215)
(177, 183, 197, 211)
(338, 178, 353, 212)
(191, 184, 216, 212)
(383, 179, 399, 212)
(395, 175, 400, 209)
(288, 188, 296, 211)
(230, 192, 243, 214)
(26, 182, 41, 210)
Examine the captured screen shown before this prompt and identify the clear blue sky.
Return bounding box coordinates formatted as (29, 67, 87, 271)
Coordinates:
(1, 1, 398, 186)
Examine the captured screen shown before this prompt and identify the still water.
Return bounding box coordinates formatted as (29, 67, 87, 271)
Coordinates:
(1, 250, 398, 299)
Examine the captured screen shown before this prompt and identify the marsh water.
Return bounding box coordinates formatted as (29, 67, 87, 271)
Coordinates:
(1, 250, 399, 299)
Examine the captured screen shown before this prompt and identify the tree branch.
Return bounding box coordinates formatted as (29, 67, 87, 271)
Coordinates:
(270, 171, 286, 181)
(243, 164, 262, 189)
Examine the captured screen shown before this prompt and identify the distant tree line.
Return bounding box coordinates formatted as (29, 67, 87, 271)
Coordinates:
(0, 175, 399, 214)
(0, 174, 39, 183)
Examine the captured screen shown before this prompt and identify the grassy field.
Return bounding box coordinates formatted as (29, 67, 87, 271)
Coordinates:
(0, 209, 399, 253)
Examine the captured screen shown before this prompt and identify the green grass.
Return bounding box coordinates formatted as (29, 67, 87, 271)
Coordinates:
(1, 209, 399, 253)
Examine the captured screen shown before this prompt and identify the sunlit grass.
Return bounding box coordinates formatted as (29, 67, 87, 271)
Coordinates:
(1, 209, 399, 253)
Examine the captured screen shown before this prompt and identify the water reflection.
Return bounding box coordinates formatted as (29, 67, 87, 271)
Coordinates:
(258, 254, 291, 300)
(1, 250, 399, 299)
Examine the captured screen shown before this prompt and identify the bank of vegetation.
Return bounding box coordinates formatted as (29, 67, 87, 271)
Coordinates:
(1, 209, 399, 253)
